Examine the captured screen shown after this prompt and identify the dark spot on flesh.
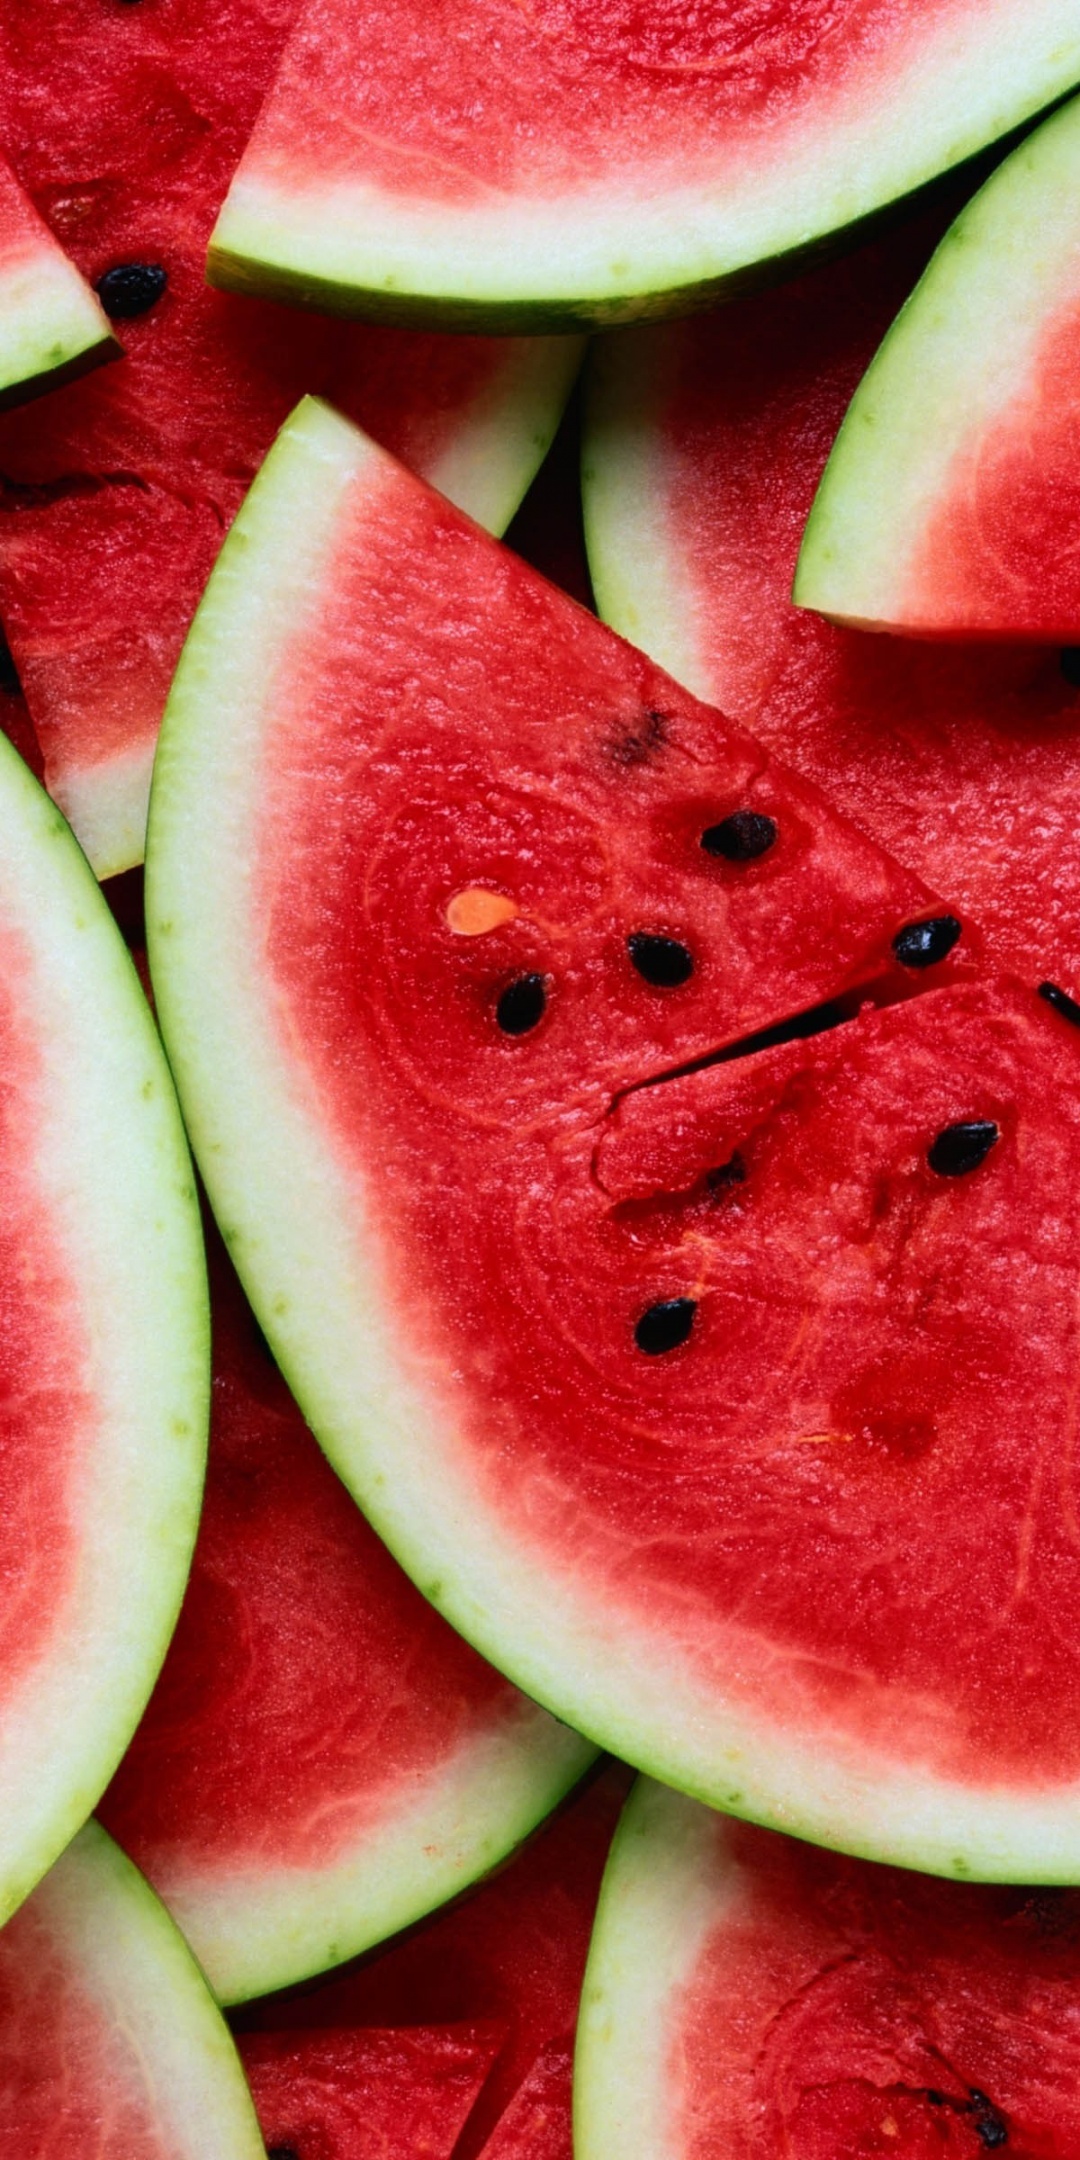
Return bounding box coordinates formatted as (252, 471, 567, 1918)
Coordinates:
(635, 1297, 696, 1355)
(892, 915, 962, 968)
(1061, 647, 1080, 686)
(496, 972, 546, 1035)
(267, 2147, 302, 2160)
(706, 1152, 745, 1190)
(628, 932, 694, 987)
(94, 262, 168, 318)
(0, 626, 20, 697)
(1008, 1886, 1077, 1936)
(605, 708, 667, 768)
(701, 810, 777, 861)
(968, 2092, 1008, 2148)
(1039, 979, 1080, 1028)
(928, 1120, 998, 1177)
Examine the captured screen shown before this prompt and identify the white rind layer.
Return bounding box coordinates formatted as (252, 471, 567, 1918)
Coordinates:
(149, 396, 1080, 1881)
(0, 738, 207, 1923)
(208, 4, 1080, 328)
(795, 89, 1080, 631)
(0, 238, 116, 408)
(20, 1824, 265, 2157)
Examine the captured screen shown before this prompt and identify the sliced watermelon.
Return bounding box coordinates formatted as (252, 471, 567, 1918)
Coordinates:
(143, 398, 1080, 1879)
(795, 91, 1080, 638)
(100, 1225, 594, 2006)
(577, 1778, 1080, 2157)
(207, 0, 1080, 331)
(0, 0, 581, 880)
(238, 2026, 501, 2160)
(476, 2038, 572, 2160)
(0, 731, 204, 1924)
(0, 151, 115, 406)
(584, 218, 1080, 996)
(0, 1821, 263, 2157)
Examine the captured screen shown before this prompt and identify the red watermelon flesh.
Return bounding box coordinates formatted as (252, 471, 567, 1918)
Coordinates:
(0, 0, 579, 880)
(585, 213, 1080, 997)
(237, 2026, 501, 2160)
(474, 2038, 572, 2160)
(233, 1761, 629, 2160)
(99, 1221, 592, 2006)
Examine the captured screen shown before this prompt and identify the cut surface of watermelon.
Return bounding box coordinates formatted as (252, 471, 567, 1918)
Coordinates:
(795, 91, 1080, 638)
(100, 1225, 594, 2005)
(0, 149, 115, 405)
(584, 216, 1080, 997)
(142, 397, 1080, 1878)
(238, 2025, 501, 2160)
(577, 1778, 1080, 2158)
(0, 1821, 264, 2157)
(0, 0, 581, 880)
(0, 732, 205, 1925)
(476, 2037, 572, 2160)
(209, 0, 1080, 330)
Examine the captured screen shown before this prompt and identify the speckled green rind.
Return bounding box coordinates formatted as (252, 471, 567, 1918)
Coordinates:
(0, 735, 208, 1927)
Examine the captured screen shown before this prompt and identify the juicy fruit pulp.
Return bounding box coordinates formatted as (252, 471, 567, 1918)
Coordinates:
(584, 215, 1080, 997)
(209, 0, 1080, 329)
(578, 1778, 1080, 2158)
(238, 2026, 501, 2160)
(144, 397, 1080, 1879)
(0, 150, 115, 406)
(0, 0, 580, 878)
(100, 1227, 593, 2004)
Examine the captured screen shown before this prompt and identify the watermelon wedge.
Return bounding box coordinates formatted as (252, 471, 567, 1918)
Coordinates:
(207, 0, 1080, 331)
(0, 0, 581, 880)
(238, 2026, 501, 2160)
(100, 1226, 594, 2006)
(0, 1821, 263, 2157)
(795, 91, 1080, 638)
(583, 218, 1080, 995)
(476, 2038, 572, 2160)
(0, 151, 115, 406)
(0, 731, 204, 1925)
(577, 1778, 1080, 2157)
(143, 396, 1080, 1881)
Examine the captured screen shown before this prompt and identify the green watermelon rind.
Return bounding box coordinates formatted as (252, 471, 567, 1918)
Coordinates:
(794, 88, 1080, 632)
(27, 1823, 265, 2158)
(147, 395, 1080, 1885)
(0, 735, 208, 1927)
(0, 244, 117, 411)
(207, 13, 1080, 332)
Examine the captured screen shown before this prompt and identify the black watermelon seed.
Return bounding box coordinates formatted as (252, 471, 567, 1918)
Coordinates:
(94, 262, 168, 318)
(701, 810, 777, 861)
(892, 915, 962, 968)
(1061, 648, 1080, 687)
(635, 1297, 697, 1355)
(0, 627, 20, 697)
(928, 1120, 999, 1177)
(496, 973, 546, 1035)
(968, 2093, 1008, 2149)
(628, 932, 694, 987)
(1039, 979, 1080, 1028)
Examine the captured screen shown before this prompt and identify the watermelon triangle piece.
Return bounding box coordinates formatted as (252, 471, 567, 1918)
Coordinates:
(577, 1778, 1080, 2157)
(583, 214, 1080, 997)
(0, 1822, 264, 2157)
(0, 153, 115, 406)
(475, 2038, 572, 2160)
(795, 90, 1080, 638)
(237, 2026, 502, 2160)
(208, 0, 1080, 331)
(100, 1223, 594, 2006)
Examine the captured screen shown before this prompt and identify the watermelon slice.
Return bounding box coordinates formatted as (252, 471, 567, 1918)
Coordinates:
(583, 217, 1080, 995)
(0, 730, 204, 1924)
(0, 151, 115, 406)
(100, 1225, 594, 2006)
(0, 1821, 263, 2157)
(0, 0, 581, 880)
(795, 91, 1080, 639)
(145, 397, 1080, 1880)
(577, 1778, 1080, 2157)
(238, 2026, 501, 2160)
(476, 2038, 572, 2160)
(207, 0, 1080, 331)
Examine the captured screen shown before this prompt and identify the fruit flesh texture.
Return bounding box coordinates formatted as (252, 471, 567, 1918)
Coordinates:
(475, 2037, 572, 2160)
(233, 1761, 629, 2160)
(100, 1223, 592, 2002)
(586, 214, 1080, 998)
(0, 0, 577, 877)
(238, 2026, 501, 2160)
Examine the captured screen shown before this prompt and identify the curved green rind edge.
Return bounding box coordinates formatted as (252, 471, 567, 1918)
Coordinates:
(34, 1823, 265, 2159)
(0, 735, 209, 1928)
(0, 254, 118, 410)
(794, 86, 1080, 627)
(146, 396, 1080, 1888)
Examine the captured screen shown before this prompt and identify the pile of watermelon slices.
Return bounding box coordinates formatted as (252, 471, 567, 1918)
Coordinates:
(10, 0, 1080, 2151)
